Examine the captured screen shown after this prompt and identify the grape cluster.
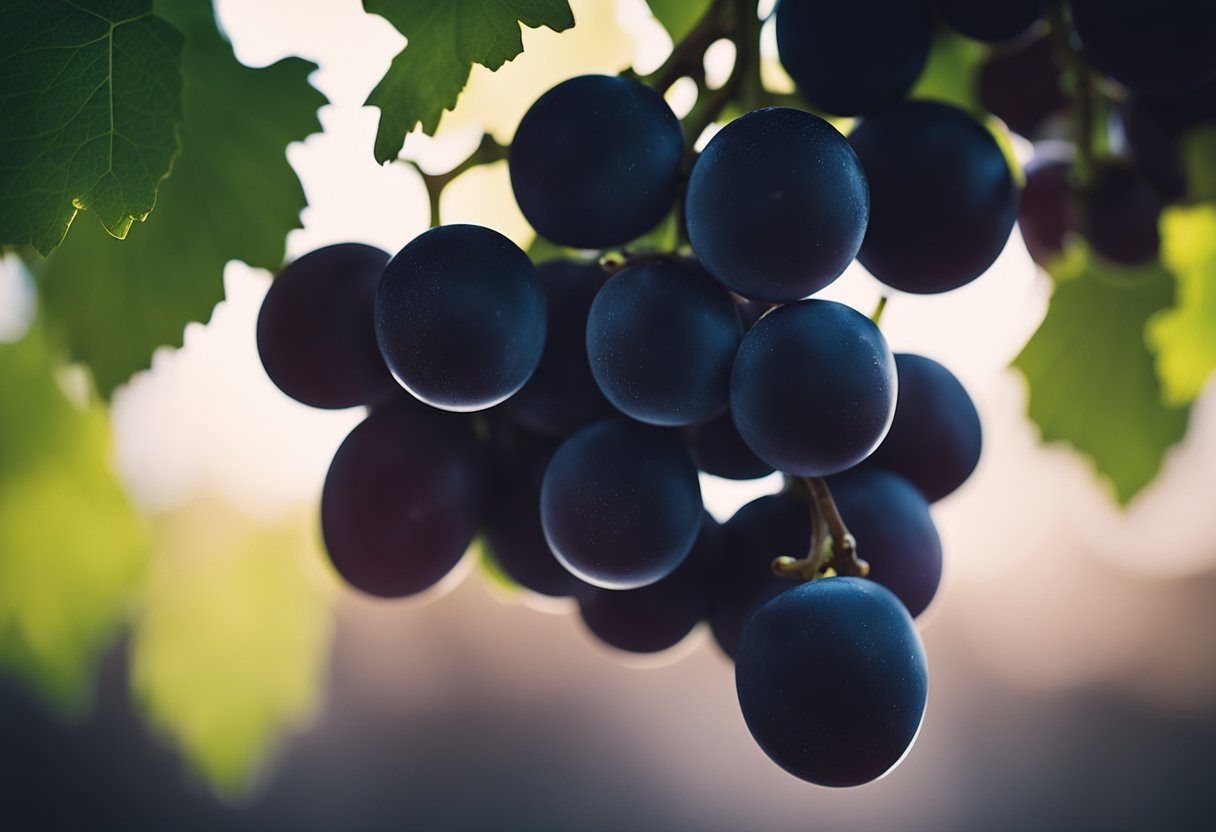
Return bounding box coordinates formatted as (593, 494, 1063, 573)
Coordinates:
(246, 0, 1148, 789)
(974, 2, 1216, 269)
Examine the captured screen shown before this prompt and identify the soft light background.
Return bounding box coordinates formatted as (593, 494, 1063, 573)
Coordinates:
(3, 0, 1216, 828)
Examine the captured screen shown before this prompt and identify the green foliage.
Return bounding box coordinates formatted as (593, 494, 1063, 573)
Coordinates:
(0, 327, 150, 709)
(475, 537, 523, 595)
(647, 0, 713, 41)
(909, 29, 988, 113)
(1014, 248, 1190, 504)
(37, 0, 325, 398)
(1147, 204, 1216, 406)
(363, 0, 575, 163)
(129, 503, 333, 797)
(1181, 126, 1216, 203)
(0, 0, 185, 254)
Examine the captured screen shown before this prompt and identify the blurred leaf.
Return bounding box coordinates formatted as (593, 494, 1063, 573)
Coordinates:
(909, 29, 988, 112)
(1147, 204, 1216, 406)
(130, 501, 333, 797)
(363, 0, 575, 162)
(646, 0, 713, 41)
(475, 537, 522, 595)
(1181, 125, 1216, 203)
(37, 0, 325, 397)
(0, 0, 184, 254)
(0, 328, 150, 709)
(1013, 249, 1190, 504)
(625, 209, 682, 253)
(527, 233, 581, 264)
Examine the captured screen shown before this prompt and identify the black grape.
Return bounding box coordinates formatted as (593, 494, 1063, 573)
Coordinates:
(850, 100, 1018, 294)
(375, 224, 547, 412)
(509, 75, 684, 249)
(979, 33, 1068, 139)
(578, 514, 723, 654)
(687, 410, 775, 481)
(1123, 96, 1188, 200)
(1018, 150, 1078, 268)
(540, 419, 702, 590)
(731, 300, 896, 477)
(775, 0, 932, 116)
(711, 491, 809, 658)
(585, 261, 742, 426)
(685, 107, 869, 303)
(1083, 163, 1163, 265)
(485, 427, 590, 598)
(937, 0, 1047, 43)
(510, 260, 613, 436)
(827, 470, 942, 618)
(256, 243, 395, 409)
(321, 400, 489, 598)
(862, 353, 982, 502)
(1123, 80, 1216, 200)
(1069, 0, 1216, 94)
(735, 577, 928, 787)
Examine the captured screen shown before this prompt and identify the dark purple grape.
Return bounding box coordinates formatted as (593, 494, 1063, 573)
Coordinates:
(585, 260, 742, 427)
(710, 491, 810, 658)
(685, 107, 869, 303)
(256, 243, 395, 409)
(375, 224, 546, 412)
(509, 75, 684, 249)
(861, 353, 983, 502)
(510, 260, 612, 436)
(578, 514, 723, 654)
(731, 300, 896, 477)
(1124, 79, 1216, 199)
(1069, 0, 1216, 93)
(321, 400, 489, 598)
(485, 427, 589, 598)
(540, 419, 702, 590)
(1084, 163, 1163, 265)
(979, 33, 1068, 138)
(850, 100, 1018, 294)
(1018, 150, 1078, 268)
(687, 410, 775, 481)
(938, 0, 1047, 43)
(735, 577, 928, 787)
(827, 469, 943, 617)
(775, 0, 933, 116)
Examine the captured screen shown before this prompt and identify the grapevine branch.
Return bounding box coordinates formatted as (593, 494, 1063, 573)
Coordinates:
(772, 477, 869, 582)
(404, 133, 510, 228)
(1047, 1, 1099, 187)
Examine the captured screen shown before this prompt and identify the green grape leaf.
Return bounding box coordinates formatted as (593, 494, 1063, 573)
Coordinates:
(0, 327, 150, 709)
(130, 503, 333, 797)
(1181, 125, 1216, 203)
(363, 0, 575, 163)
(1147, 204, 1216, 406)
(1013, 249, 1190, 504)
(646, 0, 713, 41)
(37, 0, 325, 398)
(0, 0, 184, 254)
(909, 29, 988, 113)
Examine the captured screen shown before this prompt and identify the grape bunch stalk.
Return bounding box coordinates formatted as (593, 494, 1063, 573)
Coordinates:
(255, 0, 1215, 788)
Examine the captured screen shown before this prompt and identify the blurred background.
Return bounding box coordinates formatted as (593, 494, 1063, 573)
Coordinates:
(3, 1, 1216, 829)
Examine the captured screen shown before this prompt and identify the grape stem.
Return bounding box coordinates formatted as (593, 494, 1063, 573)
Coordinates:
(599, 250, 682, 274)
(1046, 0, 1099, 188)
(640, 0, 733, 94)
(404, 133, 510, 228)
(870, 294, 889, 325)
(772, 477, 869, 582)
(680, 0, 762, 144)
